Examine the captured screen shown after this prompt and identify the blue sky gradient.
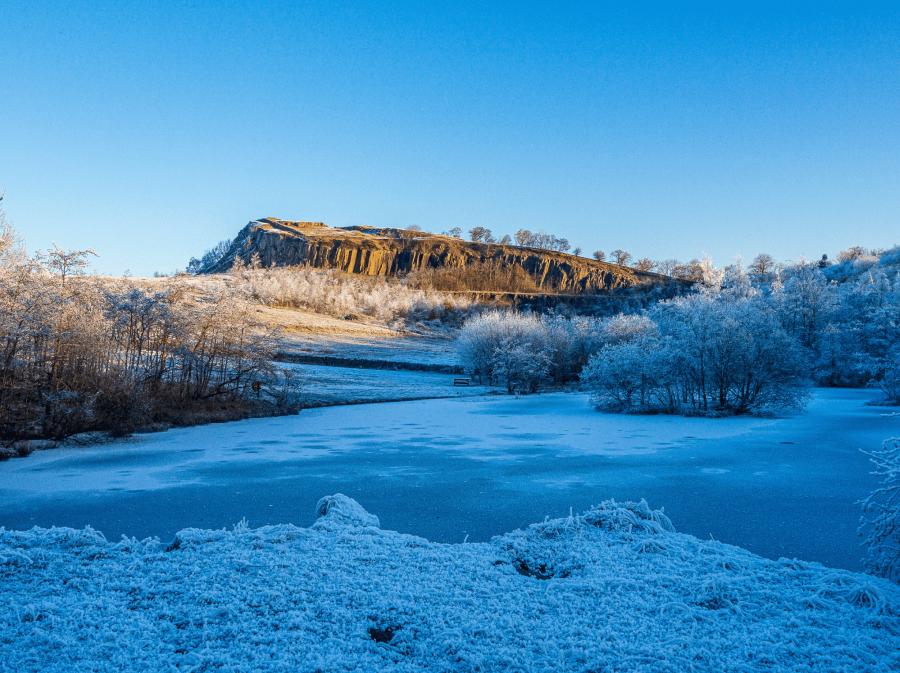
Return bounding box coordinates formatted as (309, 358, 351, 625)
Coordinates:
(1, 1, 898, 275)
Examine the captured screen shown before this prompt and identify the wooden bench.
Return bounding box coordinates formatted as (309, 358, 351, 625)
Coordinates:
(453, 378, 471, 386)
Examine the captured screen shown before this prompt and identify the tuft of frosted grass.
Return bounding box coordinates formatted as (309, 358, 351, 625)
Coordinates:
(2, 496, 900, 672)
(859, 438, 900, 581)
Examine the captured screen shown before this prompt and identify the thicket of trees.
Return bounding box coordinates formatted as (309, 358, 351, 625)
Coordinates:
(582, 286, 811, 414)
(0, 225, 295, 446)
(186, 239, 232, 274)
(455, 245, 900, 412)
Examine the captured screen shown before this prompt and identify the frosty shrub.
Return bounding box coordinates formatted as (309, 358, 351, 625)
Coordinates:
(582, 289, 811, 414)
(581, 336, 681, 412)
(457, 311, 549, 389)
(875, 353, 900, 405)
(457, 311, 604, 391)
(859, 438, 900, 582)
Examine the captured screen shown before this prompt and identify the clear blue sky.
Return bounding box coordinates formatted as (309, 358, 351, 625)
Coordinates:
(1, 1, 898, 275)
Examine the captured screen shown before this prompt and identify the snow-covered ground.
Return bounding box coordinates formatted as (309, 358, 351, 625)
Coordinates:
(295, 364, 491, 404)
(265, 305, 461, 366)
(0, 388, 895, 574)
(2, 495, 898, 672)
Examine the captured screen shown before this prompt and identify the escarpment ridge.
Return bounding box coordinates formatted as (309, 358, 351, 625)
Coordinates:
(204, 218, 675, 293)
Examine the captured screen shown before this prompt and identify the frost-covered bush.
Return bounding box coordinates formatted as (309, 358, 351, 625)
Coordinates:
(457, 311, 604, 391)
(873, 353, 900, 406)
(581, 336, 681, 412)
(457, 311, 550, 390)
(860, 438, 900, 582)
(582, 288, 811, 414)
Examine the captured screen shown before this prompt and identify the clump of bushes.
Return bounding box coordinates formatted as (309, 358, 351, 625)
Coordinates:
(581, 287, 811, 415)
(456, 310, 603, 393)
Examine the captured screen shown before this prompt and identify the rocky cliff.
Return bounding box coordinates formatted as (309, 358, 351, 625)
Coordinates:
(204, 218, 672, 294)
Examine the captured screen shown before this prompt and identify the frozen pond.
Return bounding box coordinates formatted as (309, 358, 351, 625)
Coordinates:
(1, 388, 896, 572)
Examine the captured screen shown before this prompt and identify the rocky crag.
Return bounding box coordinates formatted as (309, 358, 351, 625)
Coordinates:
(204, 218, 674, 294)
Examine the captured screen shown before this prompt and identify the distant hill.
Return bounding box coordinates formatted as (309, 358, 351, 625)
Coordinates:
(203, 218, 677, 294)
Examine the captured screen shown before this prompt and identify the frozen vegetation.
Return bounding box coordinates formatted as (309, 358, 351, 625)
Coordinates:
(2, 495, 899, 672)
(455, 247, 900, 409)
(241, 262, 476, 326)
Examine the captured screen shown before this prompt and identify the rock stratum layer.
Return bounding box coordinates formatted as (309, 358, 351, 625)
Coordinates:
(205, 218, 673, 293)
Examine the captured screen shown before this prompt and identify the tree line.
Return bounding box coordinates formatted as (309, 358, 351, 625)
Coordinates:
(456, 245, 900, 412)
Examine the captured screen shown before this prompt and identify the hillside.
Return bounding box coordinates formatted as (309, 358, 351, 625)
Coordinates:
(203, 218, 672, 294)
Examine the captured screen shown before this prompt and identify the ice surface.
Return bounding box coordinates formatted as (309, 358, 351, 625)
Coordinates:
(2, 495, 898, 672)
(0, 392, 777, 499)
(1, 389, 897, 573)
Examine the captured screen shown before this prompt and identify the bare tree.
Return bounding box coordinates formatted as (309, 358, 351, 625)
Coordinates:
(515, 229, 533, 247)
(592, 250, 605, 262)
(657, 259, 679, 276)
(39, 244, 99, 285)
(612, 249, 632, 266)
(0, 197, 27, 269)
(572, 246, 582, 257)
(469, 227, 494, 243)
(749, 253, 776, 277)
(633, 258, 657, 272)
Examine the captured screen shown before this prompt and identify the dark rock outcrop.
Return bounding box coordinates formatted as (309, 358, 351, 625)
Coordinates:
(204, 218, 673, 294)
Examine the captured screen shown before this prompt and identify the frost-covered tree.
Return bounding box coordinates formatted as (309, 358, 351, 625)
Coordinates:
(492, 336, 552, 394)
(457, 311, 550, 387)
(581, 335, 680, 412)
(859, 438, 900, 582)
(187, 239, 233, 274)
(838, 246, 868, 263)
(39, 244, 99, 286)
(773, 260, 837, 351)
(0, 194, 27, 269)
(582, 287, 811, 414)
(872, 352, 900, 405)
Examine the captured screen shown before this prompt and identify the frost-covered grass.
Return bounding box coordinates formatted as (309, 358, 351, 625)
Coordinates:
(2, 495, 899, 672)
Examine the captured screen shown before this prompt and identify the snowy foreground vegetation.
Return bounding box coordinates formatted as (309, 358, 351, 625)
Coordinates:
(2, 494, 899, 672)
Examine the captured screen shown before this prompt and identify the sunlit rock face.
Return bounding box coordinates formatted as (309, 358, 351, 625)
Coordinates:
(204, 218, 668, 293)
